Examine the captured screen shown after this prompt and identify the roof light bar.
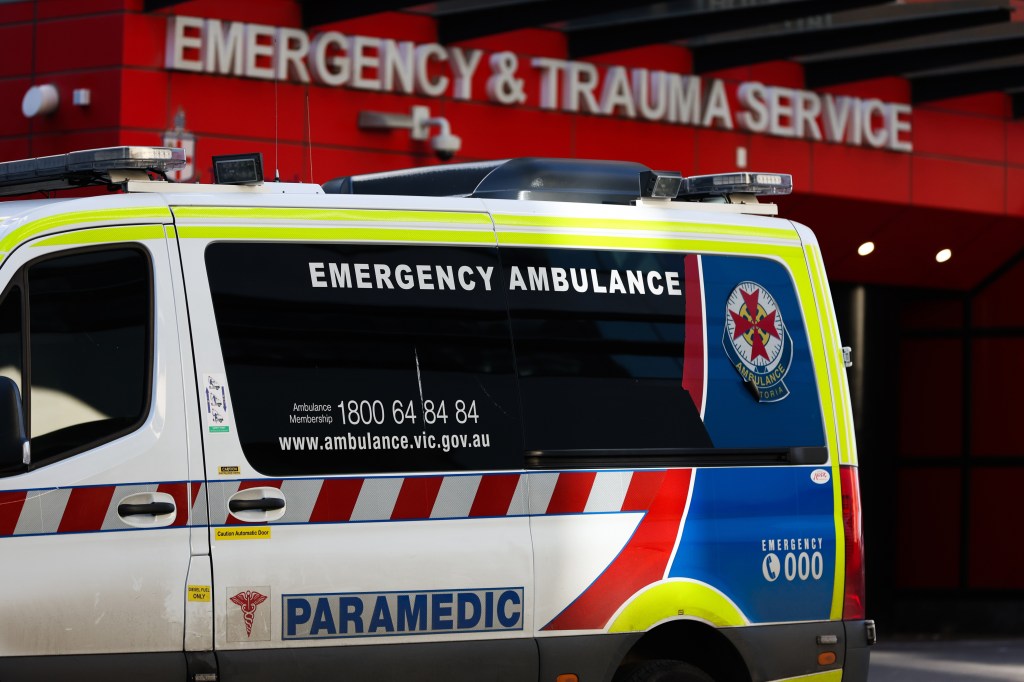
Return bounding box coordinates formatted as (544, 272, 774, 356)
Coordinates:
(681, 172, 792, 198)
(0, 146, 185, 196)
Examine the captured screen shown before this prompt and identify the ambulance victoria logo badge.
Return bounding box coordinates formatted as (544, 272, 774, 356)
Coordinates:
(230, 590, 268, 638)
(723, 281, 793, 402)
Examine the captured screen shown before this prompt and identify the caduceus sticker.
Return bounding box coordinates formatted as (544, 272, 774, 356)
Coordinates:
(230, 590, 268, 638)
(723, 281, 793, 403)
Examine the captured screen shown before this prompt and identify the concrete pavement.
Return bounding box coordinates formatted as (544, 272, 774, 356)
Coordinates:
(870, 638, 1024, 681)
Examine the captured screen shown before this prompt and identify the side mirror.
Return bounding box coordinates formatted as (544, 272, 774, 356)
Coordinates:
(0, 376, 28, 472)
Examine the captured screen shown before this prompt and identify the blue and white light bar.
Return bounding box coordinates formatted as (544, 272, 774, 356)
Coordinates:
(0, 146, 185, 196)
(680, 172, 792, 198)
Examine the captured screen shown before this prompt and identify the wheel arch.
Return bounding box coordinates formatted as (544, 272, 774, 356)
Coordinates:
(615, 620, 751, 682)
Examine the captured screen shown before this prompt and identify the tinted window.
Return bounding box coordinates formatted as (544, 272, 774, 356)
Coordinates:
(0, 286, 21, 394)
(27, 249, 151, 462)
(205, 243, 522, 476)
(501, 247, 712, 452)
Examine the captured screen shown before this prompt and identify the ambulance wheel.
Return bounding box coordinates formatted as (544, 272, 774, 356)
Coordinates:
(615, 659, 715, 682)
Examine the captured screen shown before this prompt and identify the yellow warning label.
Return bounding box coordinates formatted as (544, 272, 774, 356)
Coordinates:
(218, 465, 241, 475)
(187, 585, 211, 602)
(215, 526, 272, 541)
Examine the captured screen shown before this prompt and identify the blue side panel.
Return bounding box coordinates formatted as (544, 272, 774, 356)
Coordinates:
(700, 255, 825, 449)
(669, 467, 836, 623)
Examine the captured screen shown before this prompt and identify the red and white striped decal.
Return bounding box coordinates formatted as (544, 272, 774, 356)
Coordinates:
(0, 482, 194, 537)
(0, 470, 672, 537)
(204, 470, 666, 526)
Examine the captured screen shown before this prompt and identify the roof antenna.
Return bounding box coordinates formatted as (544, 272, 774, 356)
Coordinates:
(273, 36, 280, 182)
(305, 90, 314, 183)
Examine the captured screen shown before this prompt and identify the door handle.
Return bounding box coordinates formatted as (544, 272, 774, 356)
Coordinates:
(116, 491, 177, 528)
(228, 497, 286, 513)
(118, 501, 176, 516)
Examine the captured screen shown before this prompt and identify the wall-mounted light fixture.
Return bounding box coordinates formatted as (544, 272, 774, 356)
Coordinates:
(22, 84, 59, 118)
(358, 105, 462, 161)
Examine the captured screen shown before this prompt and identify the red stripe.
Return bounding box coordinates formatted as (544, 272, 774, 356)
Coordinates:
(391, 476, 444, 520)
(621, 470, 666, 512)
(681, 253, 706, 416)
(238, 479, 282, 490)
(546, 472, 596, 515)
(58, 486, 116, 533)
(0, 490, 27, 536)
(157, 482, 190, 527)
(469, 474, 520, 517)
(310, 478, 364, 523)
(543, 468, 693, 631)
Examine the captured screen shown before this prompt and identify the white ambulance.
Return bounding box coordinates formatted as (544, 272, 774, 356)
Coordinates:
(0, 147, 873, 682)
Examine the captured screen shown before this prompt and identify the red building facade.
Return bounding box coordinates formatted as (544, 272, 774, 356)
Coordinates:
(4, 0, 1024, 631)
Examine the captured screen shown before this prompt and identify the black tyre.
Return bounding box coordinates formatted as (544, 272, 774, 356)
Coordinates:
(615, 659, 716, 682)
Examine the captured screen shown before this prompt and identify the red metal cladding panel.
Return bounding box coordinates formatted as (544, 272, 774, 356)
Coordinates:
(0, 78, 32, 137)
(895, 468, 961, 589)
(24, 71, 123, 135)
(0, 490, 27, 536)
(912, 109, 1005, 163)
(898, 337, 963, 458)
(36, 0, 130, 19)
(818, 77, 910, 104)
(748, 134, 810, 192)
(322, 11, 437, 43)
(0, 1, 33, 23)
(911, 156, 1005, 216)
(391, 476, 444, 520)
(452, 29, 567, 60)
(0, 25, 32, 78)
(574, 115, 696, 174)
(810, 144, 911, 205)
(469, 473, 520, 518)
(152, 0, 301, 27)
(919, 92, 1008, 117)
(34, 15, 124, 73)
(121, 69, 170, 130)
(968, 468, 1024, 588)
(970, 338, 1024, 457)
(546, 471, 597, 515)
(310, 478, 364, 523)
(1006, 167, 1024, 217)
(693, 128, 752, 175)
(748, 61, 805, 89)
(123, 13, 170, 69)
(57, 486, 116, 534)
(587, 44, 692, 73)
(446, 103, 575, 161)
(544, 468, 693, 630)
(1007, 122, 1024, 167)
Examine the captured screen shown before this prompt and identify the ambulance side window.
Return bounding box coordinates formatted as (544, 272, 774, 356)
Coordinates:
(205, 242, 522, 476)
(501, 247, 712, 454)
(24, 248, 151, 465)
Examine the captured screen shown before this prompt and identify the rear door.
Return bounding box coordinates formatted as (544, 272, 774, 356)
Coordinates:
(488, 205, 837, 655)
(0, 215, 194, 681)
(172, 203, 536, 681)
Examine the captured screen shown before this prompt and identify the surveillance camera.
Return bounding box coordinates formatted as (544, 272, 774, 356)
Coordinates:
(431, 133, 462, 162)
